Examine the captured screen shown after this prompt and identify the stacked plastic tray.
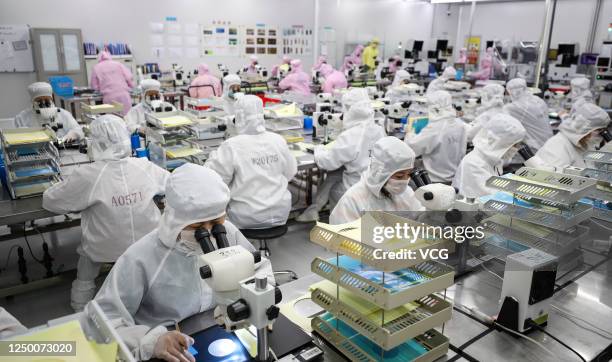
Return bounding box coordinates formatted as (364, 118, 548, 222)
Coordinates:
(144, 110, 203, 170)
(579, 151, 612, 222)
(482, 167, 597, 257)
(309, 212, 455, 362)
(1, 128, 61, 199)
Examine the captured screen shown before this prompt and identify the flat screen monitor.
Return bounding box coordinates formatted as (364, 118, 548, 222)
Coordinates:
(597, 57, 610, 67)
(436, 39, 448, 51)
(580, 53, 598, 65)
(558, 43, 576, 55)
(427, 50, 438, 59)
(486, 41, 495, 49)
(413, 40, 424, 51)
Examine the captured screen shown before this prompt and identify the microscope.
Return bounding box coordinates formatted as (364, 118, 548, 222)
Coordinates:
(172, 64, 185, 87)
(382, 101, 411, 133)
(217, 64, 230, 77)
(196, 225, 282, 362)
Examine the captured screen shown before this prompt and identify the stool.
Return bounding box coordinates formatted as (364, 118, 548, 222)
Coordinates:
(240, 224, 288, 257)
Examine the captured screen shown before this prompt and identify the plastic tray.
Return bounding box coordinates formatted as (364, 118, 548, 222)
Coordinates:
(5, 143, 60, 166)
(1, 128, 56, 146)
(584, 151, 612, 169)
(483, 199, 592, 231)
(311, 287, 452, 350)
(483, 214, 586, 257)
(487, 168, 596, 205)
(311, 256, 454, 310)
(312, 315, 449, 362)
(309, 212, 455, 272)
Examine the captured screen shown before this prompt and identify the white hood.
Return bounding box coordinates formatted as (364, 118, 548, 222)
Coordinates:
(479, 83, 505, 112)
(427, 91, 457, 122)
(365, 137, 415, 197)
(559, 103, 610, 146)
(158, 164, 230, 248)
(234, 95, 266, 135)
(473, 113, 526, 160)
(90, 114, 131, 161)
(392, 70, 412, 86)
(342, 100, 375, 130)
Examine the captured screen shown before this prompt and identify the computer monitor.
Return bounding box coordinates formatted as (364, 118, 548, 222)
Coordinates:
(404, 50, 412, 59)
(558, 44, 576, 55)
(486, 41, 495, 49)
(436, 40, 448, 51)
(412, 40, 424, 52)
(580, 53, 598, 65)
(427, 50, 438, 59)
(597, 57, 610, 67)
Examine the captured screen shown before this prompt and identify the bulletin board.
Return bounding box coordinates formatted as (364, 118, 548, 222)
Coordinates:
(0, 24, 34, 72)
(243, 24, 279, 56)
(282, 25, 313, 56)
(202, 21, 240, 57)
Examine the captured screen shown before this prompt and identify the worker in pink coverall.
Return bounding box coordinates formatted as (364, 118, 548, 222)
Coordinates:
(313, 55, 327, 73)
(279, 59, 311, 95)
(388, 55, 403, 74)
(470, 47, 498, 81)
(188, 63, 222, 98)
(320, 64, 348, 94)
(272, 56, 292, 78)
(90, 51, 134, 116)
(340, 45, 364, 72)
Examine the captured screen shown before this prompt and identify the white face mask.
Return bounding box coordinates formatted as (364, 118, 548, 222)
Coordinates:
(150, 99, 164, 110)
(586, 135, 603, 150)
(179, 229, 199, 244)
(502, 146, 520, 162)
(384, 178, 410, 195)
(39, 106, 58, 120)
(146, 94, 163, 105)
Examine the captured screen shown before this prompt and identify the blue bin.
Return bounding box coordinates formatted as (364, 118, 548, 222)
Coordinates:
(49, 76, 74, 97)
(131, 133, 141, 150)
(303, 116, 313, 130)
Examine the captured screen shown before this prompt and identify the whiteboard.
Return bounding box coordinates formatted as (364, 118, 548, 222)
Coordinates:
(0, 24, 34, 72)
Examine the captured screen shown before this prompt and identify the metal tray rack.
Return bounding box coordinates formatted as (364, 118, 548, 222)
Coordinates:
(483, 199, 592, 230)
(5, 142, 60, 166)
(1, 128, 62, 199)
(312, 315, 449, 362)
(584, 151, 612, 171)
(311, 287, 452, 350)
(311, 257, 454, 310)
(145, 110, 195, 130)
(308, 211, 452, 360)
(482, 214, 588, 257)
(310, 221, 454, 272)
(486, 168, 597, 205)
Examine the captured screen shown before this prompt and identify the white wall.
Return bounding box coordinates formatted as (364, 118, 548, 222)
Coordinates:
(442, 0, 611, 58)
(0, 0, 315, 118)
(318, 0, 437, 64)
(1, 0, 610, 118)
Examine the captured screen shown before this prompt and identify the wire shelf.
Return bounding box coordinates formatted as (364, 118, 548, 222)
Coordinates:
(311, 256, 454, 310)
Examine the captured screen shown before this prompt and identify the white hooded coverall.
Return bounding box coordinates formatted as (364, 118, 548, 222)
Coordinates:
(405, 91, 467, 183)
(89, 164, 273, 361)
(43, 115, 169, 311)
(331, 137, 425, 224)
(453, 113, 527, 199)
(205, 95, 298, 229)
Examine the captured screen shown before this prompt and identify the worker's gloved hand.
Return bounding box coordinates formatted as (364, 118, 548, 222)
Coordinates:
(153, 331, 195, 362)
(214, 306, 225, 326)
(62, 130, 81, 143)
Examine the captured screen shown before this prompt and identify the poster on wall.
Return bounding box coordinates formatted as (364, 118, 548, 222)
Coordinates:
(282, 25, 313, 56)
(242, 24, 278, 56)
(202, 21, 239, 56)
(0, 24, 34, 72)
(465, 36, 481, 65)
